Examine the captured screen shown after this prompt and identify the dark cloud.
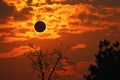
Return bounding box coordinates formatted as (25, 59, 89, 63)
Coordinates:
(0, 0, 33, 22)
(0, 28, 14, 33)
(0, 27, 15, 44)
(46, 0, 52, 4)
(45, 0, 88, 5)
(61, 0, 88, 5)
(79, 13, 119, 27)
(14, 7, 33, 21)
(44, 6, 54, 12)
(26, 0, 33, 6)
(69, 22, 79, 26)
(0, 0, 15, 23)
(18, 29, 30, 33)
(89, 6, 110, 15)
(79, 13, 101, 26)
(45, 0, 120, 7)
(77, 6, 120, 26)
(91, 0, 120, 7)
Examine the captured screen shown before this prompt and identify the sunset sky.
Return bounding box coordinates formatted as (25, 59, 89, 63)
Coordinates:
(0, 0, 120, 80)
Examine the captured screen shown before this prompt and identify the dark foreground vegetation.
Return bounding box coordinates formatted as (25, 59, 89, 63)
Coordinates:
(84, 40, 120, 80)
(26, 40, 120, 80)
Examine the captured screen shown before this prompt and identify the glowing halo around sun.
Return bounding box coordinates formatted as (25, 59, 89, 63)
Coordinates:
(34, 21, 46, 32)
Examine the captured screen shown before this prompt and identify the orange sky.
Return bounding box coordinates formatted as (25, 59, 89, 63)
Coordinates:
(0, 0, 120, 80)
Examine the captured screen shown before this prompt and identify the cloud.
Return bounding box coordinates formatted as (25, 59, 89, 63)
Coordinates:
(0, 0, 34, 22)
(0, 27, 14, 33)
(0, 23, 31, 43)
(0, 23, 17, 42)
(72, 44, 87, 50)
(91, 0, 120, 7)
(0, 46, 30, 58)
(1, 1, 119, 43)
(55, 61, 94, 80)
(2, 37, 27, 43)
(76, 6, 120, 26)
(45, 0, 120, 7)
(45, 0, 90, 5)
(14, 7, 33, 21)
(0, 0, 15, 23)
(2, 30, 60, 43)
(26, 0, 33, 6)
(0, 0, 120, 58)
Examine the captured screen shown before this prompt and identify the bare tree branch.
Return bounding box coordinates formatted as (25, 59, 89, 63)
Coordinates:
(25, 44, 69, 80)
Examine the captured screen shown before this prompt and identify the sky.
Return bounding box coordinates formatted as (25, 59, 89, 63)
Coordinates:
(0, 0, 120, 80)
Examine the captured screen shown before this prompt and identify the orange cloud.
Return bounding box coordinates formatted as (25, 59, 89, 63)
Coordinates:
(55, 61, 94, 80)
(0, 0, 15, 23)
(4, 0, 27, 11)
(1, 0, 119, 44)
(14, 7, 33, 21)
(55, 65, 75, 76)
(0, 46, 30, 58)
(72, 44, 87, 50)
(1, 0, 120, 58)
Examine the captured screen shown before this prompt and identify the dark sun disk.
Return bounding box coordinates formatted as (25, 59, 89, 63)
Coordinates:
(34, 21, 46, 32)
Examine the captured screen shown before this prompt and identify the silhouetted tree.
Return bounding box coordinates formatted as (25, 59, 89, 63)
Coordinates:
(25, 44, 69, 80)
(84, 40, 120, 80)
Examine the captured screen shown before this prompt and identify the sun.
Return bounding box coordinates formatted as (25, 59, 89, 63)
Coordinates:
(34, 21, 46, 32)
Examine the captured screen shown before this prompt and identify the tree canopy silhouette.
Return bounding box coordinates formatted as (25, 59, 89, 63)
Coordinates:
(84, 40, 120, 80)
